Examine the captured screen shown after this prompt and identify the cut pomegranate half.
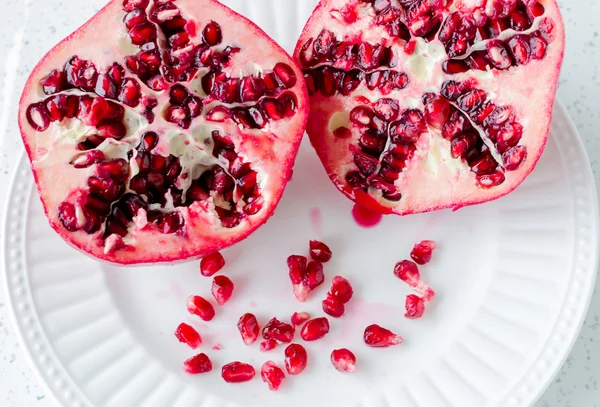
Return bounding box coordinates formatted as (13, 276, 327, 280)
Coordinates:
(19, 0, 308, 264)
(294, 0, 564, 214)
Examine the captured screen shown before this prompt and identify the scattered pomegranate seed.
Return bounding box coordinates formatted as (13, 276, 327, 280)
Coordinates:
(183, 353, 212, 374)
(222, 362, 256, 383)
(284, 343, 308, 375)
(261, 361, 286, 391)
(237, 313, 259, 345)
(309, 240, 332, 262)
(287, 255, 324, 302)
(331, 348, 357, 373)
(410, 240, 437, 265)
(260, 339, 278, 352)
(405, 294, 425, 319)
(329, 275, 354, 303)
(300, 317, 330, 341)
(263, 317, 295, 343)
(174, 322, 202, 349)
(291, 311, 311, 326)
(363, 324, 403, 348)
(200, 252, 225, 276)
(393, 260, 421, 288)
(186, 295, 215, 321)
(212, 275, 234, 305)
(322, 295, 345, 318)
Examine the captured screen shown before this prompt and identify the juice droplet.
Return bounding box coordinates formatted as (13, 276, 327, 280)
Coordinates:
(309, 207, 322, 236)
(352, 204, 382, 228)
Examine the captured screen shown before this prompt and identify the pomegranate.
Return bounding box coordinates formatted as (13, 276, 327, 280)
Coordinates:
(394, 259, 435, 301)
(200, 251, 225, 276)
(331, 348, 357, 372)
(329, 275, 354, 303)
(322, 294, 345, 318)
(405, 294, 426, 319)
(309, 239, 333, 262)
(284, 343, 308, 375)
(291, 311, 311, 326)
(300, 317, 330, 341)
(261, 361, 286, 391)
(19, 0, 309, 264)
(237, 313, 259, 345)
(364, 324, 403, 347)
(294, 0, 564, 214)
(174, 322, 202, 349)
(222, 361, 256, 383)
(183, 352, 212, 374)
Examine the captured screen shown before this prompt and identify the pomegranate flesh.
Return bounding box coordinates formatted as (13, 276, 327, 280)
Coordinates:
(237, 313, 259, 345)
(331, 348, 357, 372)
(183, 352, 212, 374)
(20, 0, 309, 264)
(287, 255, 325, 302)
(262, 317, 295, 343)
(300, 317, 330, 341)
(294, 0, 564, 214)
(284, 343, 308, 375)
(200, 252, 225, 276)
(222, 361, 256, 383)
(261, 361, 286, 391)
(364, 324, 403, 347)
(174, 322, 202, 349)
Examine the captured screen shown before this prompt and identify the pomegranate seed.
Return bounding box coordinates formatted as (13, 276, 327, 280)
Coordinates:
(58, 201, 79, 231)
(322, 295, 345, 318)
(287, 255, 308, 284)
(329, 275, 353, 303)
(261, 339, 278, 352)
(183, 353, 212, 374)
(222, 362, 255, 383)
(26, 102, 51, 131)
(284, 343, 308, 375)
(410, 240, 437, 265)
(186, 295, 215, 321)
(200, 252, 225, 276)
(291, 312, 311, 326)
(333, 126, 352, 138)
(174, 323, 202, 349)
(300, 317, 330, 341)
(212, 275, 234, 305)
(331, 348, 357, 372)
(305, 261, 325, 290)
(261, 361, 286, 391)
(263, 318, 295, 343)
(393, 260, 421, 288)
(71, 150, 105, 168)
(405, 294, 425, 319)
(237, 313, 259, 345)
(203, 21, 223, 46)
(503, 145, 527, 171)
(309, 240, 332, 262)
(363, 324, 403, 347)
(40, 69, 66, 95)
(273, 63, 297, 89)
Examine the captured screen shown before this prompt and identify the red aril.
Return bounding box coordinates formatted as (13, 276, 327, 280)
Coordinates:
(261, 361, 286, 391)
(300, 317, 330, 341)
(237, 313, 259, 345)
(394, 259, 435, 301)
(212, 275, 234, 305)
(260, 339, 278, 352)
(183, 353, 212, 374)
(174, 322, 202, 349)
(322, 295, 345, 318)
(262, 318, 295, 343)
(329, 275, 354, 303)
(186, 295, 215, 321)
(294, 0, 564, 215)
(222, 362, 256, 383)
(19, 0, 309, 264)
(309, 240, 332, 262)
(410, 240, 437, 265)
(331, 348, 357, 372)
(287, 255, 325, 302)
(364, 324, 403, 347)
(284, 343, 308, 375)
(405, 294, 426, 319)
(200, 252, 225, 277)
(291, 312, 311, 326)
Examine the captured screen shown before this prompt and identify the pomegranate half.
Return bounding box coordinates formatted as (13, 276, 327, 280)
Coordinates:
(18, 0, 308, 264)
(294, 0, 564, 214)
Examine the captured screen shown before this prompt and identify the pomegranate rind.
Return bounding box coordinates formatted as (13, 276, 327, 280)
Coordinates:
(294, 0, 565, 215)
(18, 0, 309, 264)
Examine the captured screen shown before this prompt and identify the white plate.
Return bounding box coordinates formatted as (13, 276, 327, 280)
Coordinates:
(2, 1, 599, 406)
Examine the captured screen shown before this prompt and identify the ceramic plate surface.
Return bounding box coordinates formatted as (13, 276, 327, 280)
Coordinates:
(2, 1, 599, 407)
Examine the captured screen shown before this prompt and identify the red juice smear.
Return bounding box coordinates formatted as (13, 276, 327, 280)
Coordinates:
(352, 204, 382, 228)
(309, 207, 323, 236)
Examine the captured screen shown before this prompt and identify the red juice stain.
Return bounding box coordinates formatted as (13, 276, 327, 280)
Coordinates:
(352, 204, 382, 228)
(309, 207, 322, 237)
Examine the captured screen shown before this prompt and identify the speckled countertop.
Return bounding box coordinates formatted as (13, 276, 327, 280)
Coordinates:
(0, 0, 599, 406)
